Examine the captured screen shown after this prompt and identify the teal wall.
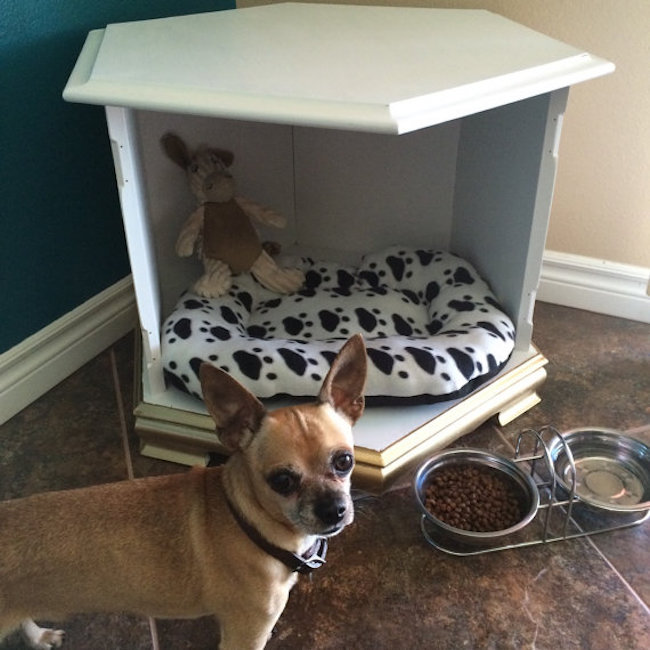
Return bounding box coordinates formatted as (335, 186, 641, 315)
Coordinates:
(0, 0, 235, 354)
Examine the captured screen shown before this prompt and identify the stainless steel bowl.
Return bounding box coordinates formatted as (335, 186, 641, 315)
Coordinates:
(414, 449, 539, 545)
(547, 428, 650, 513)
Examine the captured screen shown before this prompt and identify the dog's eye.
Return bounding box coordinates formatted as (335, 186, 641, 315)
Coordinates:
(267, 470, 300, 496)
(332, 451, 354, 475)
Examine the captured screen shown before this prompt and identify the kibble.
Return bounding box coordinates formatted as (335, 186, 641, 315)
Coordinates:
(424, 464, 522, 532)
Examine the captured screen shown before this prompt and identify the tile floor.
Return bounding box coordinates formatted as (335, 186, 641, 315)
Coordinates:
(1, 302, 649, 649)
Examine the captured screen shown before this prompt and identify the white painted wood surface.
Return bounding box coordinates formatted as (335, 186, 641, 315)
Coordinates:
(64, 3, 613, 134)
(539, 251, 650, 323)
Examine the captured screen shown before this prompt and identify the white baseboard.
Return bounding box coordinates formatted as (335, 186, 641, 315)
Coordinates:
(0, 276, 137, 425)
(539, 250, 650, 323)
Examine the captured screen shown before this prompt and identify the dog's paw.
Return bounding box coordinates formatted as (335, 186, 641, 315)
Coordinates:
(21, 620, 65, 649)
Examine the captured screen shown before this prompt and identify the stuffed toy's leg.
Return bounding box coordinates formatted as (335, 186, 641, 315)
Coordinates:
(194, 257, 233, 298)
(251, 250, 304, 294)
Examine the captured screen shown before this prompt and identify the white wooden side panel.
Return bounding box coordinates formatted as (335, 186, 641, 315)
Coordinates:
(105, 106, 165, 395)
(451, 89, 569, 350)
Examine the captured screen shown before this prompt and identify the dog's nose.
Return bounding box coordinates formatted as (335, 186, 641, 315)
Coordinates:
(314, 495, 347, 527)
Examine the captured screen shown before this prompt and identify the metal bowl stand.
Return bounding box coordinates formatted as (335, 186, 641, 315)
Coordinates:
(420, 426, 650, 556)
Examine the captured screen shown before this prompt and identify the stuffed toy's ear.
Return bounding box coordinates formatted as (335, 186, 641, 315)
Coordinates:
(161, 132, 191, 169)
(199, 363, 267, 451)
(319, 334, 367, 425)
(208, 148, 235, 168)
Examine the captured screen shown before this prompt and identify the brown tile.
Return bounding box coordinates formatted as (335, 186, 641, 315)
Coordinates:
(0, 347, 130, 500)
(506, 302, 650, 433)
(154, 617, 220, 649)
(107, 331, 136, 414)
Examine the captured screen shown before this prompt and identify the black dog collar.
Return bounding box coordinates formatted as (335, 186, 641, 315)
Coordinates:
(226, 497, 328, 574)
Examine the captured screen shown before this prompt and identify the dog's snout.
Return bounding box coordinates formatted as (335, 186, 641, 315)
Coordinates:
(314, 495, 348, 527)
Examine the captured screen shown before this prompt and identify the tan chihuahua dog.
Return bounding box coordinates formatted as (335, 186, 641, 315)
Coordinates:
(0, 335, 367, 650)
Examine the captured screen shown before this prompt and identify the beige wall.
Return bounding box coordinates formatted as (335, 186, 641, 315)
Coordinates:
(238, 1, 649, 268)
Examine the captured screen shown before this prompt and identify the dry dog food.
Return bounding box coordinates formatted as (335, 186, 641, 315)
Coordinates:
(424, 464, 522, 532)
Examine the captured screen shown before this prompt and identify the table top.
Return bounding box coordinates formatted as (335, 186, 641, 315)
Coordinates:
(63, 2, 613, 133)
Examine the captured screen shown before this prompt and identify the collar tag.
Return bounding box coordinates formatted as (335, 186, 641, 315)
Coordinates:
(226, 496, 328, 575)
(295, 537, 328, 574)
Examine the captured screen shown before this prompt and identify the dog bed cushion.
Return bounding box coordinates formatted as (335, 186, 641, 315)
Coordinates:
(162, 246, 515, 404)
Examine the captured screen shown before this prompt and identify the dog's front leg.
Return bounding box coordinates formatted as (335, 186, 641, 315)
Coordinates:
(20, 619, 65, 650)
(218, 591, 289, 650)
(218, 613, 279, 650)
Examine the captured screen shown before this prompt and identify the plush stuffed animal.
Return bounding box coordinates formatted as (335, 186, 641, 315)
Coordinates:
(161, 132, 304, 298)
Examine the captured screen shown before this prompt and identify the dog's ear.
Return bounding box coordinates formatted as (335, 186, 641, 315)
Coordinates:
(319, 334, 367, 425)
(200, 364, 266, 451)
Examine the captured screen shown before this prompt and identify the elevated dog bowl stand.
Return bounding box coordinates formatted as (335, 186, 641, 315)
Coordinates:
(419, 427, 650, 556)
(63, 3, 613, 492)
